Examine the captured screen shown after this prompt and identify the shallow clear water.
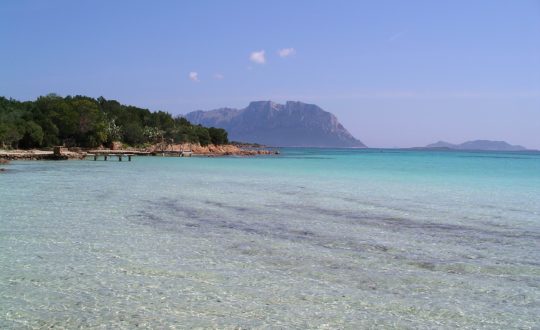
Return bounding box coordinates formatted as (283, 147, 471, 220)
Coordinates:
(1, 149, 539, 328)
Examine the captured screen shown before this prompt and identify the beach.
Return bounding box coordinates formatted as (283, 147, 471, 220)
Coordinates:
(1, 148, 539, 328)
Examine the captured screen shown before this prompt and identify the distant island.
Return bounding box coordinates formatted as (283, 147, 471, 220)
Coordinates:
(185, 101, 366, 148)
(424, 140, 529, 151)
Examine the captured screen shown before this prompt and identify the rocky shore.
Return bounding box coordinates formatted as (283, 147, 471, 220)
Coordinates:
(0, 149, 86, 161)
(0, 144, 279, 161)
(144, 143, 279, 156)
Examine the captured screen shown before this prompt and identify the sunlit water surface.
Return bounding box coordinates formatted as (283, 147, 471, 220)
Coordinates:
(1, 148, 539, 328)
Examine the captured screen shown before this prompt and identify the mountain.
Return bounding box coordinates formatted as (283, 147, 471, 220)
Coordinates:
(425, 140, 527, 151)
(425, 141, 458, 149)
(185, 101, 366, 147)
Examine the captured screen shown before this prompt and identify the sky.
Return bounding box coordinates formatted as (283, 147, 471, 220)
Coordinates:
(1, 0, 539, 148)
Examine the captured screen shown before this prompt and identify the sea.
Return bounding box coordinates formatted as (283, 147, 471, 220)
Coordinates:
(1, 148, 539, 329)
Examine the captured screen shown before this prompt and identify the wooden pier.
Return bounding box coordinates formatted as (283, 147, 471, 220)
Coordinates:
(86, 149, 193, 161)
(87, 153, 135, 161)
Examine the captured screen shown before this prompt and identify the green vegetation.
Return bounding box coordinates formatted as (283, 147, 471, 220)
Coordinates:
(0, 94, 228, 149)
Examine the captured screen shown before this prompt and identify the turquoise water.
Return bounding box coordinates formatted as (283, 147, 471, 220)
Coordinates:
(1, 148, 539, 328)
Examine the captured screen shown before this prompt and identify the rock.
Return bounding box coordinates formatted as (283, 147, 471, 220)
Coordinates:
(144, 143, 278, 156)
(0, 150, 84, 160)
(110, 141, 123, 150)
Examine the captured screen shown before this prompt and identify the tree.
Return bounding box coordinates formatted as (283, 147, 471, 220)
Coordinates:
(106, 119, 123, 143)
(0, 123, 21, 149)
(123, 122, 145, 145)
(18, 121, 44, 148)
(194, 125, 211, 146)
(0, 94, 231, 149)
(71, 98, 108, 147)
(208, 127, 228, 145)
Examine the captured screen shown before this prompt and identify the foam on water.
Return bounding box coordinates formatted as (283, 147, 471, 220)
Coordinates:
(1, 149, 539, 328)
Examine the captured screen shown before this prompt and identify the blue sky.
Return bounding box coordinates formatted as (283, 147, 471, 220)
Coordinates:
(1, 0, 539, 148)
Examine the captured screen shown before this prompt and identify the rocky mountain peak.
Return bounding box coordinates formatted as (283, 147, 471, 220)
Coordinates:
(185, 101, 366, 147)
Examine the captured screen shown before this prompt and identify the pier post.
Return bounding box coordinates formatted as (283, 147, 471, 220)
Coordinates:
(94, 155, 97, 161)
(128, 155, 132, 162)
(53, 146, 62, 157)
(118, 155, 122, 161)
(104, 155, 108, 161)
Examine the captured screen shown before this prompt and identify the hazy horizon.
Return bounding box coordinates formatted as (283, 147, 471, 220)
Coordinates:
(1, 0, 539, 149)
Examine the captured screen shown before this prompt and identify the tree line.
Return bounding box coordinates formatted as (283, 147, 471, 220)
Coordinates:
(0, 94, 228, 149)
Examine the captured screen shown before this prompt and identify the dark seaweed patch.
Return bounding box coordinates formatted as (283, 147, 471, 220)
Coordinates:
(204, 200, 251, 213)
(131, 198, 395, 257)
(304, 205, 540, 243)
(131, 197, 539, 278)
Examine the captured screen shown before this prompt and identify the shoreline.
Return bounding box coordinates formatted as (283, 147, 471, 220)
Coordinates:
(0, 144, 279, 161)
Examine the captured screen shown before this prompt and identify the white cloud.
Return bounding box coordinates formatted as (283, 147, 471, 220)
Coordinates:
(249, 50, 266, 64)
(278, 48, 296, 58)
(214, 73, 224, 80)
(189, 71, 199, 82)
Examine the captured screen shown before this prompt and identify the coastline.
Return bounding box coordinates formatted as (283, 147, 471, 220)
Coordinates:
(0, 144, 279, 161)
(144, 143, 278, 157)
(0, 149, 86, 161)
